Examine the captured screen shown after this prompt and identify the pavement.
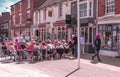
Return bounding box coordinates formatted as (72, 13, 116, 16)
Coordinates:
(0, 53, 120, 77)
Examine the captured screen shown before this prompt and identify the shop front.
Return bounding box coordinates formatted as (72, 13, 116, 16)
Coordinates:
(53, 21, 67, 41)
(80, 23, 95, 53)
(38, 23, 47, 41)
(98, 24, 120, 56)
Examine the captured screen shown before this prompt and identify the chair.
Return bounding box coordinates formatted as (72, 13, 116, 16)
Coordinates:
(56, 48, 64, 59)
(32, 49, 41, 61)
(17, 50, 25, 61)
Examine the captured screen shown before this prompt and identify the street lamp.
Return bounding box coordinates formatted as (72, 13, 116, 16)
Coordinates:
(77, 0, 80, 69)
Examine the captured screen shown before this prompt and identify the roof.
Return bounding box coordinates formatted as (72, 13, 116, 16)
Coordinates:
(38, 0, 63, 9)
(0, 12, 10, 24)
(34, 0, 47, 10)
(10, 0, 21, 7)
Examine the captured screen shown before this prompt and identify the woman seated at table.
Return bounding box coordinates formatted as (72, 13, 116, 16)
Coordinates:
(8, 42, 17, 61)
(26, 41, 34, 58)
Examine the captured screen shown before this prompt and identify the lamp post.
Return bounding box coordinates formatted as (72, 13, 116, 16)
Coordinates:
(77, 0, 80, 69)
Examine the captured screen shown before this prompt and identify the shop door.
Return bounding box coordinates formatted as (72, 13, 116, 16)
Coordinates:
(80, 27, 93, 44)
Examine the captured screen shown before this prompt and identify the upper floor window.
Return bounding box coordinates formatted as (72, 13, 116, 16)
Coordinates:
(58, 3, 62, 17)
(44, 9, 47, 20)
(79, 1, 93, 18)
(35, 11, 38, 24)
(48, 11, 52, 17)
(106, 0, 115, 14)
(27, 11, 31, 22)
(80, 3, 87, 17)
(20, 2, 22, 11)
(13, 15, 15, 25)
(19, 14, 22, 24)
(27, 0, 30, 9)
(13, 6, 15, 13)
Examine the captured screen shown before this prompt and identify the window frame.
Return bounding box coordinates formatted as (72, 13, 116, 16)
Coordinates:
(19, 13, 22, 24)
(27, 0, 30, 9)
(105, 0, 115, 14)
(79, 1, 93, 18)
(58, 3, 63, 17)
(19, 2, 22, 12)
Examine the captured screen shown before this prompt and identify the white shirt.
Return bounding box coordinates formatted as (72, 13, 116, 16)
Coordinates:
(18, 36, 24, 42)
(80, 37, 85, 44)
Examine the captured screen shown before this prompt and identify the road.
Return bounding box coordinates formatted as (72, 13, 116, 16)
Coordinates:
(0, 54, 120, 77)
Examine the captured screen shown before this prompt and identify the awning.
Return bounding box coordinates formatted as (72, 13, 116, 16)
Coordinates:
(53, 21, 66, 27)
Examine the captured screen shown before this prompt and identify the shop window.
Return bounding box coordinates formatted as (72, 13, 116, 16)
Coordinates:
(99, 25, 118, 51)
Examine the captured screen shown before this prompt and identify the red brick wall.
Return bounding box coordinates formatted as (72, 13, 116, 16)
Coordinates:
(11, 0, 44, 29)
(115, 0, 120, 14)
(98, 0, 105, 17)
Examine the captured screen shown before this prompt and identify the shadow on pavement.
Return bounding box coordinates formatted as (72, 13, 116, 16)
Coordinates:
(80, 53, 120, 67)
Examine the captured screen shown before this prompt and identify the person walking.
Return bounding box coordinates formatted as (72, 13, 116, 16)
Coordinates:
(92, 34, 101, 61)
(80, 34, 85, 55)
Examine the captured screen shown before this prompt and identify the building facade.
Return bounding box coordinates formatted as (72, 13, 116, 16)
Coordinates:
(97, 0, 120, 57)
(11, 0, 43, 38)
(0, 12, 10, 39)
(70, 0, 97, 53)
(33, 0, 71, 41)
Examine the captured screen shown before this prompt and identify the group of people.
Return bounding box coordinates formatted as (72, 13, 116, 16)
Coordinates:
(0, 33, 102, 62)
(0, 34, 76, 61)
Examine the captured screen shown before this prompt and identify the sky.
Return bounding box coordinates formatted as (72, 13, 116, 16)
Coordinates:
(0, 0, 20, 15)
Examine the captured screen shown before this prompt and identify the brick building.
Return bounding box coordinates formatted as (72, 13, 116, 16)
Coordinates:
(97, 0, 120, 57)
(0, 12, 10, 39)
(11, 0, 43, 38)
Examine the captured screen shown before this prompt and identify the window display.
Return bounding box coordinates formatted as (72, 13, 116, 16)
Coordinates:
(98, 24, 119, 51)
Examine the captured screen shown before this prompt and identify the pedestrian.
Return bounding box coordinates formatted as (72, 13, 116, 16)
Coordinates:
(92, 34, 101, 61)
(80, 34, 85, 55)
(72, 34, 77, 58)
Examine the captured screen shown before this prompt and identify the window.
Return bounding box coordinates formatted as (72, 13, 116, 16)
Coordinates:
(13, 15, 15, 25)
(106, 0, 115, 14)
(27, 0, 30, 9)
(44, 9, 47, 20)
(79, 1, 93, 17)
(35, 11, 38, 24)
(19, 14, 22, 24)
(39, 11, 41, 23)
(80, 3, 87, 17)
(13, 6, 15, 13)
(27, 11, 30, 22)
(20, 2, 22, 11)
(58, 3, 62, 17)
(98, 25, 119, 51)
(48, 11, 52, 17)
(89, 1, 92, 16)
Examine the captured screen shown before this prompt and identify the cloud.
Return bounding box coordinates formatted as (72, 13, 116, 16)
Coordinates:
(0, 0, 20, 15)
